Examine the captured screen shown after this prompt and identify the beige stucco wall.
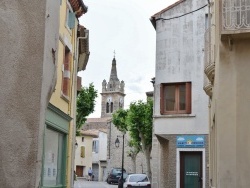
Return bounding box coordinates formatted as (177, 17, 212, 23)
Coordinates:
(0, 0, 60, 187)
(209, 1, 250, 187)
(212, 39, 250, 188)
(75, 135, 93, 177)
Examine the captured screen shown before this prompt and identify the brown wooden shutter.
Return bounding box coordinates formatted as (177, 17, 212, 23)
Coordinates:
(62, 51, 72, 97)
(160, 84, 164, 115)
(186, 82, 192, 114)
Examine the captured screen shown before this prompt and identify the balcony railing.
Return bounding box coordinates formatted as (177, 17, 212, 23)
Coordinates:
(204, 28, 215, 82)
(221, 0, 250, 36)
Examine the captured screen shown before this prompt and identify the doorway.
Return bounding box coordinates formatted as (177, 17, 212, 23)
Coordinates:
(180, 152, 202, 188)
(76, 166, 84, 177)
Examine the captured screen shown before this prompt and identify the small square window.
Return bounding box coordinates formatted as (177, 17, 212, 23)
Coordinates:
(160, 82, 191, 114)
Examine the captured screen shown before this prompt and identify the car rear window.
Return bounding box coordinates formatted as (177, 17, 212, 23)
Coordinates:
(129, 175, 149, 182)
(112, 169, 122, 175)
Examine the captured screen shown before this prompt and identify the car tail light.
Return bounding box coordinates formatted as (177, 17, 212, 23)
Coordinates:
(147, 184, 151, 188)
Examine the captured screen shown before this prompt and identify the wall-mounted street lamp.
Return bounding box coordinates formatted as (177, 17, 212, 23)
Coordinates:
(115, 137, 120, 148)
(115, 135, 125, 188)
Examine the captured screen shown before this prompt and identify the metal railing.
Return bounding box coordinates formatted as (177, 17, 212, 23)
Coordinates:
(222, 0, 250, 31)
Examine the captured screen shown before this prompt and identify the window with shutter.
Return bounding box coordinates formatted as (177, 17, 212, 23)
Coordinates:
(62, 47, 71, 98)
(67, 11, 75, 29)
(92, 140, 99, 153)
(160, 82, 192, 114)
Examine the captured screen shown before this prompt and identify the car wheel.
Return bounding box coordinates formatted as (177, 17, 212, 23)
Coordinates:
(107, 180, 111, 184)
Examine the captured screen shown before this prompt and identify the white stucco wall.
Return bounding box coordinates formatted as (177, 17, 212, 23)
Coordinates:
(153, 0, 209, 135)
(98, 131, 107, 161)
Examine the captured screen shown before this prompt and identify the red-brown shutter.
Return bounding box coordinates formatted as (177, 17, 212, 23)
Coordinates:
(62, 51, 72, 97)
(186, 82, 192, 114)
(160, 84, 164, 115)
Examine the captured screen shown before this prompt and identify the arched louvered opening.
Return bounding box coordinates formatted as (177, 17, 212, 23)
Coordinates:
(106, 102, 110, 113)
(111, 102, 113, 113)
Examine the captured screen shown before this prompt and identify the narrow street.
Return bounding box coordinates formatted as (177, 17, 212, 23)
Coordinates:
(74, 179, 117, 188)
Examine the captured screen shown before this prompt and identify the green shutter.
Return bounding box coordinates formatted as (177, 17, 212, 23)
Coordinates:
(68, 11, 75, 29)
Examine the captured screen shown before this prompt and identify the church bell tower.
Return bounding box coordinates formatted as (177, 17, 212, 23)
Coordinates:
(101, 55, 125, 117)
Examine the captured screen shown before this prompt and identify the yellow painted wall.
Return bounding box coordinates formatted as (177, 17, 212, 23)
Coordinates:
(49, 0, 79, 187)
(50, 0, 77, 114)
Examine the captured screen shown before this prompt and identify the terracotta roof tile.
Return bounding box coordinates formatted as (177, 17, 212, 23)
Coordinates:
(80, 128, 108, 137)
(80, 129, 99, 137)
(69, 0, 88, 18)
(86, 117, 111, 123)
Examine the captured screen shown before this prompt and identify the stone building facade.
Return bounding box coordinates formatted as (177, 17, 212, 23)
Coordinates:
(101, 57, 146, 176)
(82, 56, 147, 181)
(150, 0, 209, 188)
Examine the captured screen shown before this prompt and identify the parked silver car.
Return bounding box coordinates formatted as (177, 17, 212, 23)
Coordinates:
(123, 173, 151, 188)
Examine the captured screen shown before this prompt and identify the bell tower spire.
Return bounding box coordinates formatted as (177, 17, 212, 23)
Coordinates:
(109, 57, 119, 82)
(101, 53, 125, 117)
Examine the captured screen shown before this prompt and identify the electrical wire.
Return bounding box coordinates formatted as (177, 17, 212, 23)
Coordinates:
(155, 4, 208, 22)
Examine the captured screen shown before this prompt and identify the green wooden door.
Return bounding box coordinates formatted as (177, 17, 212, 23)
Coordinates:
(180, 152, 202, 188)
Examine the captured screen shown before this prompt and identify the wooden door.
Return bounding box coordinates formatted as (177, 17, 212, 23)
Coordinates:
(180, 152, 202, 188)
(76, 166, 84, 177)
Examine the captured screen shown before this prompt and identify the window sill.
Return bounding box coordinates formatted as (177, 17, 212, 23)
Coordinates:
(65, 25, 72, 36)
(60, 92, 70, 103)
(153, 114, 196, 118)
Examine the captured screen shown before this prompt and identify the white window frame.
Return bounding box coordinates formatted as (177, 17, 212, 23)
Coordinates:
(65, 0, 73, 34)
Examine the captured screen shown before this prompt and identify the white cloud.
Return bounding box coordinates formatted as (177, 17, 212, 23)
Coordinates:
(196, 137, 204, 141)
(177, 137, 185, 141)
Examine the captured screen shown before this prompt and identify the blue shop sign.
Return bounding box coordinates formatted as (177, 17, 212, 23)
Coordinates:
(177, 135, 205, 148)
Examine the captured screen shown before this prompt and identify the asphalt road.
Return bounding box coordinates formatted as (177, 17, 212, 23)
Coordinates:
(74, 179, 118, 188)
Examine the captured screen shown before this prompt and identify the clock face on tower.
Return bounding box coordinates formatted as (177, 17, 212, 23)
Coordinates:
(119, 98, 123, 104)
(107, 96, 112, 102)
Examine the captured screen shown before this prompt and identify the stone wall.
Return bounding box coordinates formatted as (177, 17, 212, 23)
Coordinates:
(151, 134, 209, 188)
(106, 123, 147, 175)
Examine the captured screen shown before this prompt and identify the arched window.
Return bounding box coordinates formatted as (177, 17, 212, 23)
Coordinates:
(111, 102, 113, 113)
(106, 102, 110, 113)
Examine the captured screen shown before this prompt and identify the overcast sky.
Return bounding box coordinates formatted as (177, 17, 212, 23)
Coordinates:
(78, 0, 178, 118)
